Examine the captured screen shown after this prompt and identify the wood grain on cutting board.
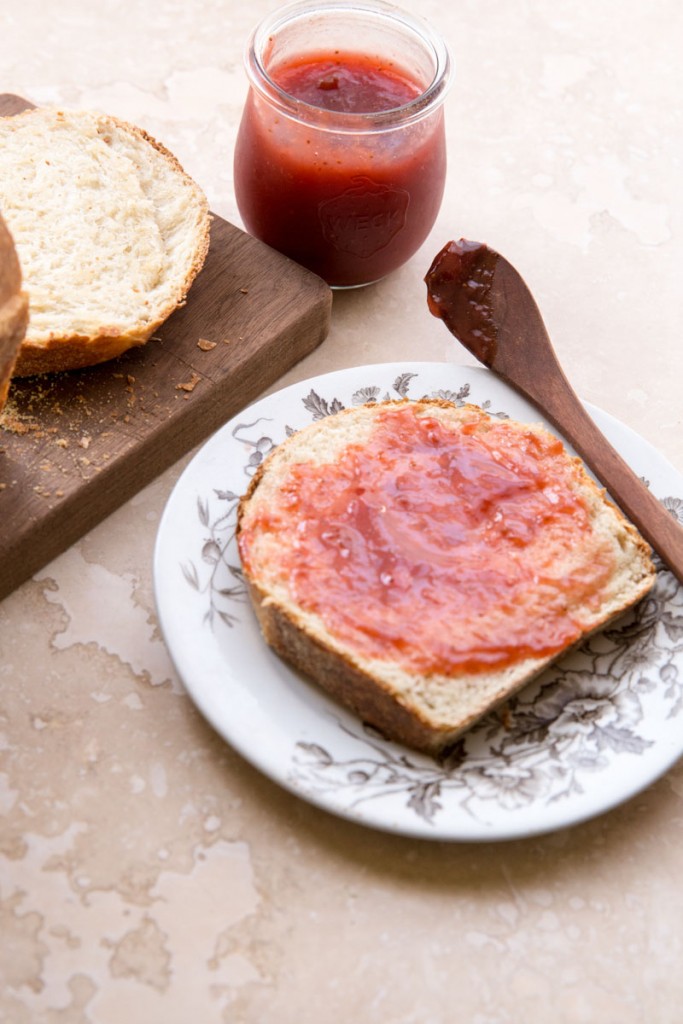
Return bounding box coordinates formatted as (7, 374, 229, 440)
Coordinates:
(0, 94, 332, 601)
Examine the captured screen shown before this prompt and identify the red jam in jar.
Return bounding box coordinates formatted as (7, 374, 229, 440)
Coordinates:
(239, 404, 618, 676)
(271, 51, 423, 113)
(233, 2, 452, 288)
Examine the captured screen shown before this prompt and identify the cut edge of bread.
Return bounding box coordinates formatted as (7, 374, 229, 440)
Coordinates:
(0, 106, 211, 376)
(237, 399, 657, 756)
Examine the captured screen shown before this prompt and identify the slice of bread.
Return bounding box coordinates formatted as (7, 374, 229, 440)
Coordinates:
(0, 213, 28, 410)
(237, 399, 656, 755)
(0, 106, 210, 376)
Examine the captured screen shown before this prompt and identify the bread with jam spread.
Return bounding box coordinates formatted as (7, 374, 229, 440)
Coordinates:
(0, 106, 210, 376)
(236, 399, 656, 755)
(0, 213, 28, 410)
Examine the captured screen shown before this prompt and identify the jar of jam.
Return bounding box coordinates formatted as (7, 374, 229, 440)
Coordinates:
(233, 0, 452, 288)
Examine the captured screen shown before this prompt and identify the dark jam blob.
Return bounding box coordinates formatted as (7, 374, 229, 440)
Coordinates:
(425, 239, 499, 365)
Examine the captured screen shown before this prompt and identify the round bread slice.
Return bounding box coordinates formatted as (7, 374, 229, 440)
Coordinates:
(0, 106, 210, 375)
(237, 399, 656, 755)
(0, 212, 29, 409)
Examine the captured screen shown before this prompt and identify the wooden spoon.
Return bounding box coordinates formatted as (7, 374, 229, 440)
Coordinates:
(425, 238, 683, 584)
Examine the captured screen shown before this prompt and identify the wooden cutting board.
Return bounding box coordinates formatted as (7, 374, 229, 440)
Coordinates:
(0, 94, 332, 602)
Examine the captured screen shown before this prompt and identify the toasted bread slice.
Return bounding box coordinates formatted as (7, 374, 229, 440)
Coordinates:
(0, 213, 28, 409)
(0, 106, 210, 375)
(237, 399, 656, 755)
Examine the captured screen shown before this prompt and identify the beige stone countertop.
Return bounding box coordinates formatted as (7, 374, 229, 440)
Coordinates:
(2, 1, 683, 1021)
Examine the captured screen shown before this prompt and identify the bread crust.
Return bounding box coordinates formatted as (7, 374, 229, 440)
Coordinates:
(237, 399, 657, 755)
(244, 570, 545, 753)
(0, 214, 28, 408)
(242, 565, 652, 755)
(0, 106, 211, 376)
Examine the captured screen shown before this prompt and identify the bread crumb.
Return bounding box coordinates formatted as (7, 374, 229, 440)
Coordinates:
(0, 405, 36, 434)
(499, 704, 512, 730)
(78, 435, 91, 449)
(2, 418, 30, 435)
(176, 373, 201, 393)
(197, 338, 217, 351)
(240, 287, 249, 294)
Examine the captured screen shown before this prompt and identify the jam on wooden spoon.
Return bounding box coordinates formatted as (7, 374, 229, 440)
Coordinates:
(425, 239, 683, 585)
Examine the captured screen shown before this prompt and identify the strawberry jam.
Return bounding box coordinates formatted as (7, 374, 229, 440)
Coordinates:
(239, 404, 618, 675)
(234, 49, 448, 287)
(272, 52, 423, 113)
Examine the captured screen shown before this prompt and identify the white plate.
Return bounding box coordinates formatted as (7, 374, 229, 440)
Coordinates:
(153, 363, 683, 841)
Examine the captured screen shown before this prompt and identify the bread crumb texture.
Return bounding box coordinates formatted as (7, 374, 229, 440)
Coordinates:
(237, 400, 656, 753)
(0, 107, 210, 375)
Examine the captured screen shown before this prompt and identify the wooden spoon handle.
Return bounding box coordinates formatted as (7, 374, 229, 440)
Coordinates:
(509, 369, 683, 583)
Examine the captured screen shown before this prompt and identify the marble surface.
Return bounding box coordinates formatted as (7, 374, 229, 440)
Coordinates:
(1, 1, 682, 1021)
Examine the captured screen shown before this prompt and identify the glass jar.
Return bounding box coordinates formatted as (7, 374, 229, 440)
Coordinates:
(233, 0, 452, 288)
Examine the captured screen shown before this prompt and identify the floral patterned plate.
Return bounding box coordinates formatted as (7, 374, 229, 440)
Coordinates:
(153, 363, 683, 841)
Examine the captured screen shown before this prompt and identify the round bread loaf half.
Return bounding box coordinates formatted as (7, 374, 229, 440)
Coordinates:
(0, 212, 29, 409)
(0, 106, 210, 375)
